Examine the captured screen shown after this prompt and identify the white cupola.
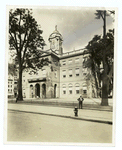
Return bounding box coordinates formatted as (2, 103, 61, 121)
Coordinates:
(48, 25, 63, 55)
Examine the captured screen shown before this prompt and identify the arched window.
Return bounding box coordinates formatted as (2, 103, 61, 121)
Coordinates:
(30, 85, 33, 88)
(82, 82, 87, 94)
(75, 83, 80, 94)
(62, 84, 66, 94)
(69, 84, 73, 94)
(83, 87, 87, 94)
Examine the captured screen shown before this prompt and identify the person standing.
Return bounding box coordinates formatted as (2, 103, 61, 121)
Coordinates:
(77, 95, 84, 109)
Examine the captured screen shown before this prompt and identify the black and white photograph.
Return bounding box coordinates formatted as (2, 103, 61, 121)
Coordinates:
(4, 5, 117, 145)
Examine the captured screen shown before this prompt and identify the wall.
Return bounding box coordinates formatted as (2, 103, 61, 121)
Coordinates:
(8, 74, 14, 98)
(21, 52, 93, 99)
(59, 54, 92, 98)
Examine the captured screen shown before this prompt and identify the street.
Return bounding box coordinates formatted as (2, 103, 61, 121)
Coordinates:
(7, 109, 112, 143)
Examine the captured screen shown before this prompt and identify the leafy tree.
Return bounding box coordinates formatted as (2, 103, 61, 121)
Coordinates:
(104, 29, 114, 97)
(83, 29, 114, 103)
(83, 35, 103, 97)
(95, 10, 114, 105)
(9, 8, 49, 100)
(8, 63, 17, 76)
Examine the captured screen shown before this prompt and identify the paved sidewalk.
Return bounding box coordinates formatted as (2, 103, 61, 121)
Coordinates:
(8, 103, 113, 125)
(8, 97, 113, 112)
(8, 97, 113, 105)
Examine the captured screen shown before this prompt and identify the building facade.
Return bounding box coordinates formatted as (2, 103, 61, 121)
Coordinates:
(21, 26, 96, 99)
(8, 74, 14, 98)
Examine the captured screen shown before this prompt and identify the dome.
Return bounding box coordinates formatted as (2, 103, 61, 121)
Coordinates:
(48, 25, 63, 41)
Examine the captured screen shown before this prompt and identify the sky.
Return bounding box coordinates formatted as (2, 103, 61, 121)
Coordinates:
(32, 6, 114, 53)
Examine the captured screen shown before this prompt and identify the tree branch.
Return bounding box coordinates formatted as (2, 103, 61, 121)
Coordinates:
(18, 11, 22, 51)
(20, 11, 30, 52)
(100, 12, 104, 20)
(22, 29, 32, 65)
(9, 30, 19, 54)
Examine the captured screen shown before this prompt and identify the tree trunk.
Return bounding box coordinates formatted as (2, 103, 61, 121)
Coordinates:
(17, 53, 23, 101)
(17, 69, 23, 101)
(92, 64, 99, 98)
(101, 73, 108, 106)
(101, 10, 108, 106)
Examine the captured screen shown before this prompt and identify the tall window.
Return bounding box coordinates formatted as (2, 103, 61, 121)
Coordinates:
(8, 80, 13, 93)
(83, 87, 87, 94)
(82, 68, 87, 76)
(69, 84, 73, 94)
(68, 59, 72, 65)
(83, 90, 87, 94)
(62, 70, 66, 78)
(8, 89, 12, 93)
(62, 61, 66, 66)
(75, 68, 79, 76)
(69, 69, 72, 77)
(75, 83, 80, 94)
(75, 58, 79, 63)
(62, 84, 66, 94)
(14, 81, 17, 84)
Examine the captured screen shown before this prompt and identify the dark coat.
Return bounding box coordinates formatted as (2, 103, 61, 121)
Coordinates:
(77, 97, 84, 102)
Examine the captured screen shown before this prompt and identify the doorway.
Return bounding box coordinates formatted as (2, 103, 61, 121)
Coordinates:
(54, 84, 57, 98)
(35, 83, 40, 98)
(42, 84, 46, 98)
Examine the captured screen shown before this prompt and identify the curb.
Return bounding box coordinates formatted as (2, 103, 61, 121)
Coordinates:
(8, 109, 112, 125)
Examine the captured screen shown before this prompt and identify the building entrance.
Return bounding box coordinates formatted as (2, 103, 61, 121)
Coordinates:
(54, 84, 57, 98)
(35, 84, 40, 98)
(42, 84, 46, 98)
